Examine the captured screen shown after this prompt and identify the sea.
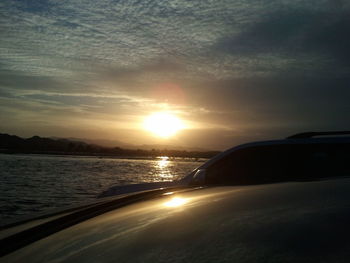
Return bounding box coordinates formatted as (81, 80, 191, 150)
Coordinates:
(0, 153, 203, 226)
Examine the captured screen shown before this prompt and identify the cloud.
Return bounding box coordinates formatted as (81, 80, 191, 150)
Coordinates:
(100, 59, 186, 89)
(0, 68, 68, 92)
(1, 0, 350, 148)
(212, 5, 350, 73)
(185, 76, 350, 130)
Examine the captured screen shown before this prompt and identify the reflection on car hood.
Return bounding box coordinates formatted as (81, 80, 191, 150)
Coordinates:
(98, 181, 180, 198)
(3, 178, 350, 262)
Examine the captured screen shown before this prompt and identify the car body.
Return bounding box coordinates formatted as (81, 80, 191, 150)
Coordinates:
(1, 132, 350, 262)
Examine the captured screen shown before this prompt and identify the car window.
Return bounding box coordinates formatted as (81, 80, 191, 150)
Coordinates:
(205, 143, 350, 185)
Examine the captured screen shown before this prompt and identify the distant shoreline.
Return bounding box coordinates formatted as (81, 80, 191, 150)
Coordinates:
(0, 133, 221, 159)
(0, 150, 209, 161)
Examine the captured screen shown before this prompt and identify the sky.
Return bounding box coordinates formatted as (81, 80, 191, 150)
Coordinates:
(0, 0, 350, 150)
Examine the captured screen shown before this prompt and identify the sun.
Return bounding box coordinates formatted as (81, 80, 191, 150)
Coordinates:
(144, 112, 184, 138)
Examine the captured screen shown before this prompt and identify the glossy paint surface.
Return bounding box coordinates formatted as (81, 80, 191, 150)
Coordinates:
(4, 178, 350, 263)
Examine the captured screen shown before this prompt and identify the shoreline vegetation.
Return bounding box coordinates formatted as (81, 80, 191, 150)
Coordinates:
(0, 133, 220, 159)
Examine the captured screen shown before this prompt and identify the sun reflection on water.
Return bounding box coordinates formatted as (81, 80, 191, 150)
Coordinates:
(158, 156, 169, 168)
(154, 156, 174, 180)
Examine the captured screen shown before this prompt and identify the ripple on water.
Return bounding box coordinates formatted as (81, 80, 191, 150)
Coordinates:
(0, 154, 202, 226)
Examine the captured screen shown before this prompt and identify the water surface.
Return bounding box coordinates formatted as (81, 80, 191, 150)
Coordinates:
(0, 154, 202, 226)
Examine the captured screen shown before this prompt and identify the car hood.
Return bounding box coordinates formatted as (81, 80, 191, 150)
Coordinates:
(3, 178, 350, 263)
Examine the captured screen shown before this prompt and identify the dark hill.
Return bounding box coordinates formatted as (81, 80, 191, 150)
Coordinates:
(0, 133, 220, 158)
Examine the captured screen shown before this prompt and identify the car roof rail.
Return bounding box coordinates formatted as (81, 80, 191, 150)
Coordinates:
(286, 131, 350, 139)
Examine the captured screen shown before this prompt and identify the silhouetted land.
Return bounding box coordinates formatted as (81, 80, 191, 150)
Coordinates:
(0, 133, 220, 159)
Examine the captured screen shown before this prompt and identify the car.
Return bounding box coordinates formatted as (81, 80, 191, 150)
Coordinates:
(1, 131, 350, 262)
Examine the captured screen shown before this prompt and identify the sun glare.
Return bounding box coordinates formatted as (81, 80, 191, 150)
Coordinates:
(164, 197, 188, 207)
(144, 112, 184, 138)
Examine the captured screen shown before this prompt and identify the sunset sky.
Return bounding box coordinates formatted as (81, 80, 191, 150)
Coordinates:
(1, 0, 349, 150)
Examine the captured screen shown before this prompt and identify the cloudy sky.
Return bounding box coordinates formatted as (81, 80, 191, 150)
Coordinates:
(1, 0, 349, 150)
